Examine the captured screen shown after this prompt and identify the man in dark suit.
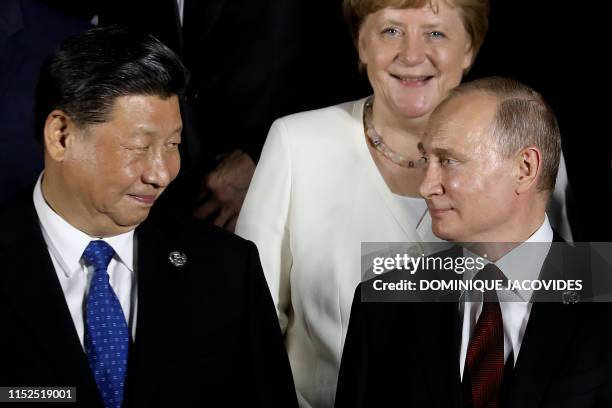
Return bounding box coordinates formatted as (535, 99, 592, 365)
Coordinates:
(0, 0, 90, 204)
(0, 26, 297, 407)
(335, 77, 611, 407)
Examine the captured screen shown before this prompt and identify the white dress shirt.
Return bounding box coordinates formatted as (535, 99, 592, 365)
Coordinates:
(33, 174, 137, 348)
(459, 216, 553, 378)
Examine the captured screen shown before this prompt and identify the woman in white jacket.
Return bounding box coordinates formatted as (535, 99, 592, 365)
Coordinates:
(236, 1, 489, 406)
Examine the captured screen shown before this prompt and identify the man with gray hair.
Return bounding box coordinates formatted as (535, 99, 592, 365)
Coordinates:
(335, 77, 611, 408)
(420, 76, 561, 244)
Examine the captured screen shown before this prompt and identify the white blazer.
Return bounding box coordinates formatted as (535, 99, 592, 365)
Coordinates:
(236, 98, 435, 407)
(235, 98, 573, 408)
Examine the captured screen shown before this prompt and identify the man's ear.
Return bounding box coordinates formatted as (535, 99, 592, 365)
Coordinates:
(44, 110, 79, 162)
(515, 146, 542, 194)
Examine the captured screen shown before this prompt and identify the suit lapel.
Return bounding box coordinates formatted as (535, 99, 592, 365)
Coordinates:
(504, 303, 578, 408)
(131, 218, 167, 358)
(415, 257, 464, 408)
(124, 218, 165, 406)
(503, 241, 579, 408)
(0, 201, 100, 400)
(124, 215, 190, 406)
(417, 300, 464, 408)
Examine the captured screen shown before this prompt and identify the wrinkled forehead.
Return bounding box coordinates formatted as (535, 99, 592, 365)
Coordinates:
(422, 93, 498, 153)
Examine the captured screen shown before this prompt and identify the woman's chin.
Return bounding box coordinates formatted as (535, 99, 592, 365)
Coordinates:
(388, 96, 436, 120)
(397, 105, 434, 120)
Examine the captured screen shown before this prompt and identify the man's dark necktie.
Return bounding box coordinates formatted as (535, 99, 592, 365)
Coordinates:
(464, 263, 506, 408)
(83, 240, 129, 408)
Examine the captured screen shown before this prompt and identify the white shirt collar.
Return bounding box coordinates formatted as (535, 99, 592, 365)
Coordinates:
(462, 215, 553, 302)
(495, 215, 553, 299)
(33, 173, 134, 278)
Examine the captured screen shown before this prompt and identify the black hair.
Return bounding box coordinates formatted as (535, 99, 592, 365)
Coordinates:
(35, 25, 188, 141)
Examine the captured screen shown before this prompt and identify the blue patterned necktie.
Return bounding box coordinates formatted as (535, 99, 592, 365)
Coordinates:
(83, 240, 129, 408)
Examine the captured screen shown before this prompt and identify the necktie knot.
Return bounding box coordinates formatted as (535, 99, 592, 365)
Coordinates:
(474, 263, 506, 283)
(474, 263, 506, 303)
(83, 240, 115, 272)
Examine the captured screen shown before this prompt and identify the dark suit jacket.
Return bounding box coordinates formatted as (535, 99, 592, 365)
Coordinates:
(335, 240, 612, 408)
(0, 0, 89, 204)
(0, 195, 298, 407)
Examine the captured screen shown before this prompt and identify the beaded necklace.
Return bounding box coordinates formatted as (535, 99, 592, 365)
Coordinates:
(363, 97, 424, 168)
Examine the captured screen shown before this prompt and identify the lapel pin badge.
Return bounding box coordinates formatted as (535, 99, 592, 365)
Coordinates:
(168, 251, 188, 268)
(562, 290, 580, 305)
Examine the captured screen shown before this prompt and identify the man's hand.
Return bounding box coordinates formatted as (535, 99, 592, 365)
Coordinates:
(193, 149, 255, 232)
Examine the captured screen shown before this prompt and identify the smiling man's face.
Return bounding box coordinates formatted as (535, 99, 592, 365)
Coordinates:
(49, 94, 182, 236)
(419, 92, 519, 242)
